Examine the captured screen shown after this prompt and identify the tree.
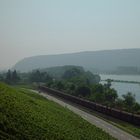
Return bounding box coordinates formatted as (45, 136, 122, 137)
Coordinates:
(122, 92, 136, 112)
(91, 84, 117, 105)
(43, 73, 52, 83)
(12, 70, 20, 83)
(0, 74, 4, 81)
(104, 88, 118, 106)
(92, 84, 104, 94)
(104, 79, 112, 89)
(29, 70, 42, 83)
(116, 98, 124, 110)
(93, 92, 105, 103)
(69, 84, 75, 91)
(5, 70, 12, 84)
(62, 68, 83, 79)
(29, 70, 52, 83)
(85, 71, 100, 84)
(132, 102, 140, 114)
(56, 81, 64, 90)
(5, 70, 20, 84)
(76, 85, 91, 97)
(91, 84, 105, 103)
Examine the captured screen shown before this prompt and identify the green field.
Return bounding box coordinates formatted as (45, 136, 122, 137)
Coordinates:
(0, 83, 115, 140)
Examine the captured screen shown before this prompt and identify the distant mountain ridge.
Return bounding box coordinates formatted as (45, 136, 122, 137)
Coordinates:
(13, 48, 140, 74)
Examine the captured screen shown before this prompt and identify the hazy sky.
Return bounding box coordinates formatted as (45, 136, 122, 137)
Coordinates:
(0, 0, 140, 69)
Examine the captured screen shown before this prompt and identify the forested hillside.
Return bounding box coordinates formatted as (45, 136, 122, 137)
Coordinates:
(13, 48, 140, 74)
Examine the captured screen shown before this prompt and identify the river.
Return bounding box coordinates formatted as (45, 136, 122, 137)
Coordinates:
(100, 74, 140, 103)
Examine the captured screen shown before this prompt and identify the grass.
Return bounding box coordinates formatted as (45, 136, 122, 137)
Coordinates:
(44, 86, 140, 139)
(108, 118, 140, 139)
(0, 82, 116, 140)
(13, 83, 37, 90)
(73, 103, 140, 139)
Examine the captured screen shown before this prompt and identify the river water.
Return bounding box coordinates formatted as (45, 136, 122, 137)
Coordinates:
(100, 74, 140, 103)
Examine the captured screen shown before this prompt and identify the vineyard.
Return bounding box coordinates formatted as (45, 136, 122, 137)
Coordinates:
(0, 83, 115, 140)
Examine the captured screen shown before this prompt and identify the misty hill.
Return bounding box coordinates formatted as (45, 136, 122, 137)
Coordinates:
(13, 48, 140, 74)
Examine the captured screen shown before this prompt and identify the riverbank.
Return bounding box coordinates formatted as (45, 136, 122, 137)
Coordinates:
(100, 74, 140, 103)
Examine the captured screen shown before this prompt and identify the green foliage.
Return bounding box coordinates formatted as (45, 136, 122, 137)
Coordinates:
(0, 74, 4, 82)
(75, 85, 91, 97)
(85, 71, 100, 84)
(56, 81, 64, 90)
(104, 89, 118, 106)
(29, 70, 52, 83)
(43, 66, 100, 85)
(5, 70, 20, 84)
(46, 75, 140, 114)
(115, 92, 140, 114)
(62, 67, 83, 79)
(132, 102, 140, 113)
(0, 83, 115, 140)
(69, 83, 75, 91)
(42, 65, 85, 79)
(122, 92, 136, 112)
(104, 79, 112, 89)
(115, 98, 124, 109)
(45, 66, 100, 98)
(12, 70, 20, 83)
(5, 70, 12, 84)
(92, 84, 104, 93)
(122, 92, 135, 106)
(90, 84, 118, 106)
(62, 67, 100, 85)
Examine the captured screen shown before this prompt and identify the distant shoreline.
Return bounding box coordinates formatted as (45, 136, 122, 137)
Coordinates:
(99, 73, 140, 76)
(101, 79, 140, 84)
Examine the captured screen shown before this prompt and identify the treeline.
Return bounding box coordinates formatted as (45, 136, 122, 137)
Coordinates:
(0, 70, 20, 84)
(47, 77, 140, 114)
(0, 66, 140, 114)
(0, 69, 52, 85)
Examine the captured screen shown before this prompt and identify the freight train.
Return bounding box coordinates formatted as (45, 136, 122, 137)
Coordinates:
(39, 86, 140, 126)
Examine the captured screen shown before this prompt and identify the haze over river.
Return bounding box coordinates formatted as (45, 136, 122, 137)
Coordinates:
(100, 74, 140, 103)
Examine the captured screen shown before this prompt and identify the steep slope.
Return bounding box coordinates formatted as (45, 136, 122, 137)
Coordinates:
(13, 48, 140, 73)
(0, 83, 115, 140)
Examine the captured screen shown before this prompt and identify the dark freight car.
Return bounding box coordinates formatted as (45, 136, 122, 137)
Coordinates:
(39, 86, 140, 126)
